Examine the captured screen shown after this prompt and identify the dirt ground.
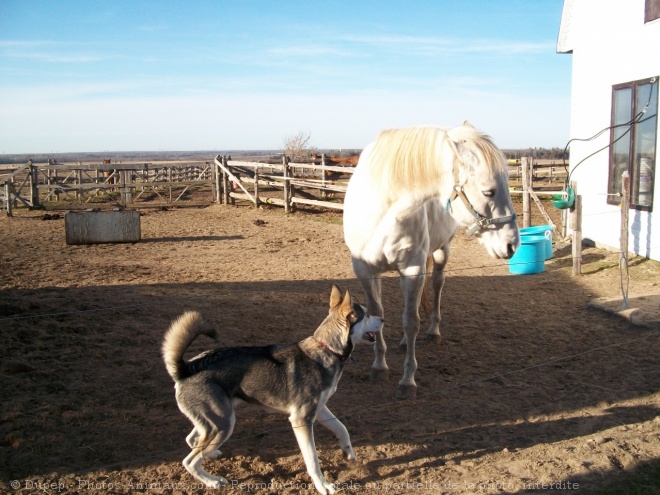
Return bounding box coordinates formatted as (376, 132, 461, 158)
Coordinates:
(1, 200, 659, 494)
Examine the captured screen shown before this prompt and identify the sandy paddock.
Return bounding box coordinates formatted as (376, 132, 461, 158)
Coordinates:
(1, 201, 659, 494)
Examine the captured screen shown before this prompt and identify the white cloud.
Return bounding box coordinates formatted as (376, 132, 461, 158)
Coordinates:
(0, 40, 104, 63)
(138, 24, 170, 32)
(340, 34, 554, 55)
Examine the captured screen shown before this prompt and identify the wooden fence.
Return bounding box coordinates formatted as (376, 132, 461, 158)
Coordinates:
(1, 161, 215, 213)
(214, 155, 354, 212)
(2, 155, 566, 218)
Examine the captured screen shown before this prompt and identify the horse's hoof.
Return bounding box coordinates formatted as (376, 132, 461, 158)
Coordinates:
(426, 333, 442, 343)
(394, 384, 417, 400)
(370, 368, 389, 382)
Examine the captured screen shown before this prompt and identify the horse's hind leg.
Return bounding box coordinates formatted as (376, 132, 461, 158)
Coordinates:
(427, 245, 450, 342)
(352, 258, 388, 382)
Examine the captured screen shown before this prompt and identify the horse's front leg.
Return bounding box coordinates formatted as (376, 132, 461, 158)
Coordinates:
(395, 262, 425, 400)
(352, 258, 388, 382)
(427, 244, 450, 342)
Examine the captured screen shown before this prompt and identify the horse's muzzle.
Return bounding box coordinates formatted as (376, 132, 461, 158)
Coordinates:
(506, 243, 516, 259)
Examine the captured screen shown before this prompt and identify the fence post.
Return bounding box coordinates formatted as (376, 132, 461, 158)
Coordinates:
(620, 171, 630, 308)
(210, 159, 217, 203)
(283, 156, 290, 213)
(321, 154, 327, 200)
(289, 156, 296, 212)
(570, 181, 581, 276)
(253, 166, 260, 208)
(620, 171, 630, 259)
(214, 159, 220, 204)
(120, 170, 133, 206)
(4, 180, 12, 217)
(29, 164, 40, 208)
(220, 156, 228, 205)
(521, 156, 532, 227)
(76, 169, 83, 203)
(53, 167, 59, 202)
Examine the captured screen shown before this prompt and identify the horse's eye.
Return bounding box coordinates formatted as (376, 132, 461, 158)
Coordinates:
(483, 189, 496, 198)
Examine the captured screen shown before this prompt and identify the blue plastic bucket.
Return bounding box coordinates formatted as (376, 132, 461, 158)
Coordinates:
(520, 225, 554, 260)
(508, 234, 546, 275)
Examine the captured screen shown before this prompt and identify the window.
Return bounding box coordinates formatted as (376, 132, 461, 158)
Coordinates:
(646, 0, 660, 23)
(608, 77, 658, 211)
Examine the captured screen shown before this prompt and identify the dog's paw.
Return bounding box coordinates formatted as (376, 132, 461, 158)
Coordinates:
(322, 482, 336, 495)
(205, 476, 229, 489)
(342, 448, 357, 462)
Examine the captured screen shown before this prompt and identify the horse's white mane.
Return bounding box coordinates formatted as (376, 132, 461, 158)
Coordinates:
(362, 125, 506, 201)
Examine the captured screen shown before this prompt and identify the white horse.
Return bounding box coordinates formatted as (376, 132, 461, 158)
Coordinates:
(343, 123, 519, 400)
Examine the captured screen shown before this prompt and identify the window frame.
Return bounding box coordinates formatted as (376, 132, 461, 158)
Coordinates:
(645, 0, 660, 23)
(607, 77, 658, 212)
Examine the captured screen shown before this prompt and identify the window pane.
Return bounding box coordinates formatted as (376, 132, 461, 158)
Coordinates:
(632, 81, 657, 208)
(609, 87, 633, 201)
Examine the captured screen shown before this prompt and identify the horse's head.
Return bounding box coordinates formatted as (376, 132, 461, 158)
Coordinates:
(446, 125, 520, 259)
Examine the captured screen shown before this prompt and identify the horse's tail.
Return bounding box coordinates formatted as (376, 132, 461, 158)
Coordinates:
(419, 256, 433, 318)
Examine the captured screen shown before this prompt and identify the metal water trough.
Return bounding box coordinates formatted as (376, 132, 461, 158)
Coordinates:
(65, 210, 141, 245)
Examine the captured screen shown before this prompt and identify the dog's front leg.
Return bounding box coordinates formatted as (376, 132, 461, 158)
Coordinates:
(289, 415, 335, 495)
(316, 406, 356, 461)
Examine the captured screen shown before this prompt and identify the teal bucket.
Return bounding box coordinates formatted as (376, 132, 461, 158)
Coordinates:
(520, 225, 554, 260)
(508, 234, 546, 275)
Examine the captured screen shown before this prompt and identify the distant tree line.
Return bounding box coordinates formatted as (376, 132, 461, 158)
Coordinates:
(0, 146, 568, 165)
(503, 147, 569, 160)
(0, 151, 226, 165)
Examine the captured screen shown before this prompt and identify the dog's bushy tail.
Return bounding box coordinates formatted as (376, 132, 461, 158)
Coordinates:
(162, 311, 214, 381)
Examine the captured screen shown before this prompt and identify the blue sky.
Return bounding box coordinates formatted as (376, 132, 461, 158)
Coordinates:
(0, 0, 571, 153)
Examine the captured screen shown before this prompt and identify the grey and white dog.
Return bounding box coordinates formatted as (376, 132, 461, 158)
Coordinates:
(162, 285, 383, 494)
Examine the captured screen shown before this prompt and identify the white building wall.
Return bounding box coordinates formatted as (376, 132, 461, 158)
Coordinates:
(565, 0, 660, 260)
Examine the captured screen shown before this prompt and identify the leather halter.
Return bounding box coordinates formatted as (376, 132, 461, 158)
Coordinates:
(446, 140, 517, 236)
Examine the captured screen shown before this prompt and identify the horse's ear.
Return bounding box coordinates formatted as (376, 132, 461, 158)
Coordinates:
(454, 141, 477, 182)
(463, 120, 475, 128)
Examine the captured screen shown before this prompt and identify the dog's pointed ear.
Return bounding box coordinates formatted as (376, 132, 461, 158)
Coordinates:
(339, 289, 352, 315)
(329, 284, 343, 309)
(463, 120, 474, 128)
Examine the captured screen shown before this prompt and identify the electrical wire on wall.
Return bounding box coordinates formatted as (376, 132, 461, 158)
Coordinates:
(559, 76, 657, 189)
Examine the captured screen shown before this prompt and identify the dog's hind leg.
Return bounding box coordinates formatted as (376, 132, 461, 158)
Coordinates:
(180, 388, 235, 488)
(316, 406, 356, 461)
(290, 414, 335, 495)
(186, 428, 221, 459)
(186, 428, 198, 448)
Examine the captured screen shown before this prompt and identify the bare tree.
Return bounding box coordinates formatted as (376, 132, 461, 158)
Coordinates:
(283, 131, 315, 161)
